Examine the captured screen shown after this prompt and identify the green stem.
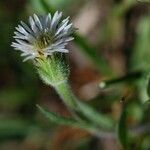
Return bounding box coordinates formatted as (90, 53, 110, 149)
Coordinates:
(54, 81, 83, 121)
(55, 81, 78, 110)
(55, 81, 114, 129)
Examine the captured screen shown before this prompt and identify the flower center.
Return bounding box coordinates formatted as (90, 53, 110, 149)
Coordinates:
(34, 32, 53, 50)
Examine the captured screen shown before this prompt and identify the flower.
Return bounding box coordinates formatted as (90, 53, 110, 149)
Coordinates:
(11, 11, 74, 61)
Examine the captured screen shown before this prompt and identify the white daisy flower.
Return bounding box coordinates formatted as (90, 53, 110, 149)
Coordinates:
(11, 11, 74, 61)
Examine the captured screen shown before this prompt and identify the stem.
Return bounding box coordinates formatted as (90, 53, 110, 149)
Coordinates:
(54, 81, 82, 121)
(55, 81, 78, 110)
(55, 81, 115, 130)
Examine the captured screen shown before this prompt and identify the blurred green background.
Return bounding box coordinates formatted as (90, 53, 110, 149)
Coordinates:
(0, 0, 150, 150)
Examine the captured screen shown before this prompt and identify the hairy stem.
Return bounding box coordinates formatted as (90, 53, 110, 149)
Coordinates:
(55, 81, 78, 110)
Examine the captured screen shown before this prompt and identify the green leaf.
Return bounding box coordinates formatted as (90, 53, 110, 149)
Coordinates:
(140, 135, 150, 150)
(131, 16, 150, 102)
(137, 73, 150, 103)
(0, 118, 38, 140)
(75, 100, 114, 129)
(30, 0, 46, 13)
(37, 105, 102, 134)
(40, 0, 55, 14)
(99, 71, 143, 89)
(132, 16, 150, 71)
(117, 103, 128, 149)
(37, 104, 78, 125)
(40, 0, 74, 10)
(147, 76, 150, 98)
(137, 0, 150, 3)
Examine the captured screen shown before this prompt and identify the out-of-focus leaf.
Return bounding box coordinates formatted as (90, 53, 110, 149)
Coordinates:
(127, 102, 143, 124)
(98, 0, 136, 51)
(132, 16, 150, 71)
(131, 16, 150, 102)
(40, 0, 74, 10)
(74, 33, 113, 75)
(45, 0, 74, 9)
(0, 118, 39, 140)
(138, 0, 150, 3)
(140, 135, 150, 150)
(0, 88, 32, 109)
(117, 103, 128, 149)
(37, 105, 101, 134)
(99, 71, 143, 89)
(39, 0, 55, 14)
(147, 76, 150, 98)
(30, 0, 46, 13)
(137, 74, 150, 103)
(75, 100, 114, 129)
(31, 0, 74, 13)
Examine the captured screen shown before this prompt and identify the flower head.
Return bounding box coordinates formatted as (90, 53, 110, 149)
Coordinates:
(11, 11, 74, 61)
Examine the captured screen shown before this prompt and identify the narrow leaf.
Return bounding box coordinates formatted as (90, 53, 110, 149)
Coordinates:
(37, 105, 104, 134)
(99, 71, 143, 89)
(37, 104, 78, 125)
(147, 76, 150, 98)
(117, 103, 128, 149)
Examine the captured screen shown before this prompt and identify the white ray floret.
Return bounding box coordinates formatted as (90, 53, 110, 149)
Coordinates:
(11, 11, 74, 61)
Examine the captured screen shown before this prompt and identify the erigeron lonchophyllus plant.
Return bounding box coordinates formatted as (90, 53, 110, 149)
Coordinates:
(11, 11, 114, 136)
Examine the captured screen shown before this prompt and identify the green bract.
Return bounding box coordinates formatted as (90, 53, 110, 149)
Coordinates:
(36, 53, 69, 87)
